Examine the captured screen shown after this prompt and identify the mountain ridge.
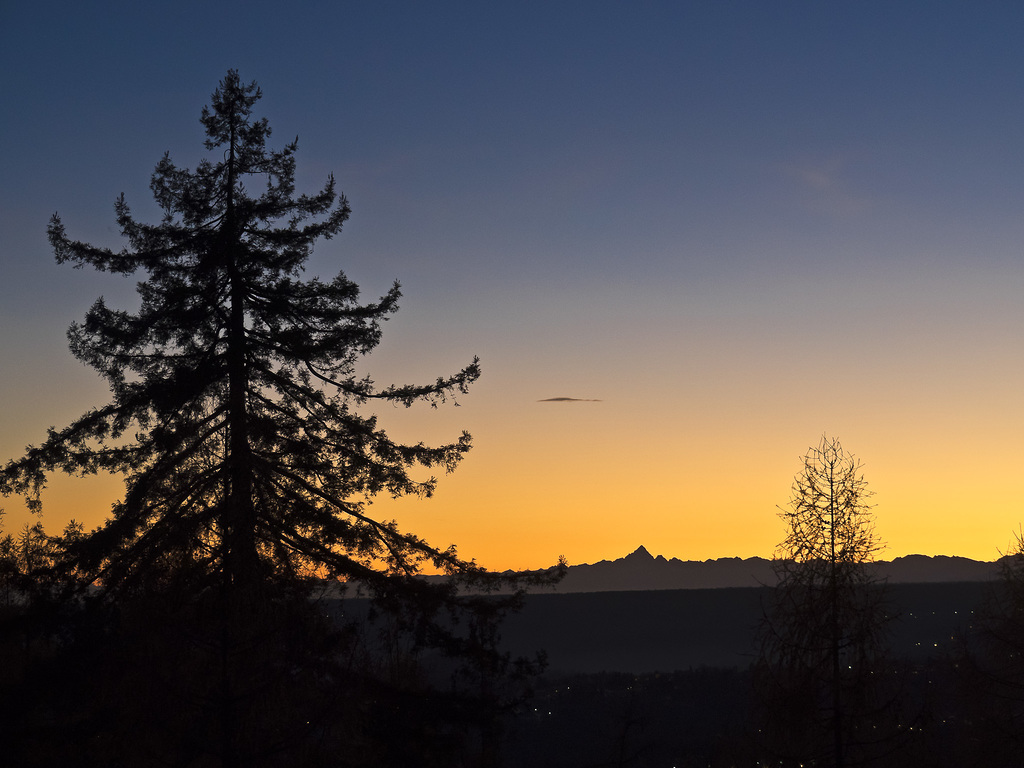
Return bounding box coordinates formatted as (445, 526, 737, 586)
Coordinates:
(519, 545, 1002, 593)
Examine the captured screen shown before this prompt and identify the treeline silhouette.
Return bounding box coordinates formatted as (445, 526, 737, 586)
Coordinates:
(0, 522, 550, 766)
(2, 73, 1024, 767)
(5, 529, 1024, 767)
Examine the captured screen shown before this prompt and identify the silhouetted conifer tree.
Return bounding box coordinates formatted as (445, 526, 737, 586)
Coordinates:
(0, 71, 546, 767)
(4, 71, 480, 594)
(756, 436, 898, 768)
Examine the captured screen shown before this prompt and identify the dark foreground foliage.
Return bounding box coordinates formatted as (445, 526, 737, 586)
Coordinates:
(6, 565, 1024, 767)
(0, 580, 549, 767)
(504, 654, 1024, 768)
(507, 668, 754, 768)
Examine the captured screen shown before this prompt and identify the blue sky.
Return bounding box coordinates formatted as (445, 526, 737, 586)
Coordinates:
(3, 2, 1024, 568)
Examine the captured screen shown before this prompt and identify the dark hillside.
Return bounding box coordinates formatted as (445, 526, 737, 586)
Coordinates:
(499, 581, 990, 673)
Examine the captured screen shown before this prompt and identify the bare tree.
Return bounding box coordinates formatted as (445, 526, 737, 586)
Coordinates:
(757, 436, 896, 768)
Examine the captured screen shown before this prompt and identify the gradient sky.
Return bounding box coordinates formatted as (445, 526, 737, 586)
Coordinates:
(3, 2, 1024, 570)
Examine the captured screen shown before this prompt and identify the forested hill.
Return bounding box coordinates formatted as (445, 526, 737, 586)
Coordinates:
(514, 545, 1000, 593)
(499, 581, 990, 673)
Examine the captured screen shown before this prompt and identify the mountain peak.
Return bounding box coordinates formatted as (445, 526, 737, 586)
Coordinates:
(624, 545, 654, 561)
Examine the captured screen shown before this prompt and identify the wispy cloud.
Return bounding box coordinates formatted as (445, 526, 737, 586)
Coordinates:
(783, 155, 845, 190)
(780, 155, 871, 217)
(537, 397, 602, 403)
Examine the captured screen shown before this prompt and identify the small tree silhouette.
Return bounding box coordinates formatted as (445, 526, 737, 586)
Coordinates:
(756, 436, 897, 768)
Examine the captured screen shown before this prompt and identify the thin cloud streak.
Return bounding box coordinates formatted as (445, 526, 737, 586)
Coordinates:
(537, 397, 603, 403)
(780, 155, 872, 217)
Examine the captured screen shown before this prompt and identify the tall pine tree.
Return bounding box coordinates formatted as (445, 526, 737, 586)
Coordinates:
(0, 71, 561, 768)
(2, 70, 482, 597)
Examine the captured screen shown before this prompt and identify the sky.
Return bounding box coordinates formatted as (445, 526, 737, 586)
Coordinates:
(3, 1, 1024, 570)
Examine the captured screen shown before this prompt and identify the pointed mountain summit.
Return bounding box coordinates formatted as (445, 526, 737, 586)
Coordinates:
(624, 545, 654, 561)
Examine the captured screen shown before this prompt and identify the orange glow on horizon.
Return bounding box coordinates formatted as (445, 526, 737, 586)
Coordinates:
(4, 416, 1021, 573)
(4, 266, 1024, 572)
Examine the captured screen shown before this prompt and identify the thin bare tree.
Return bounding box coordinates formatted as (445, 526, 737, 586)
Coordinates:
(757, 436, 896, 768)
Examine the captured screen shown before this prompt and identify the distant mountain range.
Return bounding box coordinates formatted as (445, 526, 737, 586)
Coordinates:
(519, 545, 1002, 593)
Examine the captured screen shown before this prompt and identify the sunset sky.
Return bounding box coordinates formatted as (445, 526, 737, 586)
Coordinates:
(3, 2, 1024, 570)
